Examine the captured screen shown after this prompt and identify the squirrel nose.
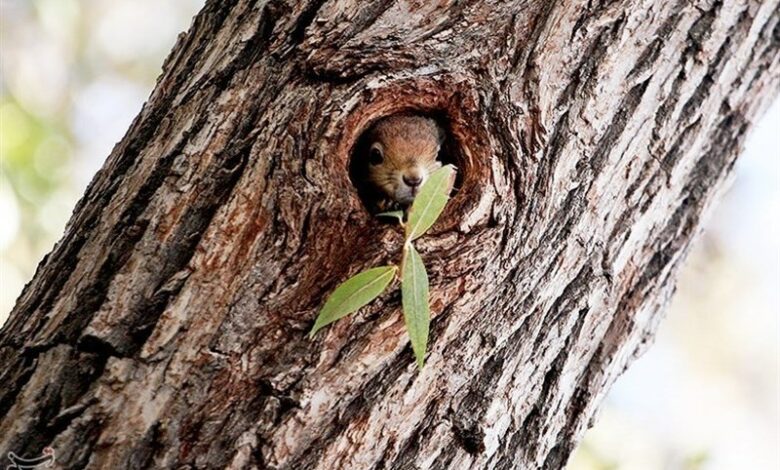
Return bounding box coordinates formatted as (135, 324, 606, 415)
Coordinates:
(403, 174, 423, 187)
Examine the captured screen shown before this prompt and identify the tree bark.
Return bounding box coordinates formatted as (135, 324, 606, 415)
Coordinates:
(1, 0, 778, 468)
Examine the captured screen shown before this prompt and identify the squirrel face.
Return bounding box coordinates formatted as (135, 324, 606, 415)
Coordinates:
(366, 115, 443, 205)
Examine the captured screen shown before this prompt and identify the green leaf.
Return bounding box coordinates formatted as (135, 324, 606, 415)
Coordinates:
(401, 243, 430, 368)
(310, 266, 397, 337)
(406, 164, 456, 241)
(376, 210, 405, 223)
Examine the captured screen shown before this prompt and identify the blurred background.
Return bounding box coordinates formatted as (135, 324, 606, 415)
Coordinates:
(1, 1, 777, 468)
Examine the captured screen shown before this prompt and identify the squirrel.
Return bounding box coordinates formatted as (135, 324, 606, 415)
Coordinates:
(361, 114, 444, 212)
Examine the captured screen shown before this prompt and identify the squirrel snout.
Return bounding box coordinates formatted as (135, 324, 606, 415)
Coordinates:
(402, 174, 423, 187)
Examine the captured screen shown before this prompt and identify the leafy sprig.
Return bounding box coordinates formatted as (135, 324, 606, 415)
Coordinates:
(309, 164, 456, 368)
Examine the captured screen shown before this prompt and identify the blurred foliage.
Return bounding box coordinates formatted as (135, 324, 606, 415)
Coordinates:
(1, 0, 203, 316)
(1, 1, 777, 469)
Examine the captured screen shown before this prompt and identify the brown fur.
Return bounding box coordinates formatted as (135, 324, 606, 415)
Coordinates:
(366, 115, 443, 206)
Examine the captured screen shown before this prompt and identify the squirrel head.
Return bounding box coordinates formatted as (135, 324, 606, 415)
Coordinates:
(366, 115, 443, 205)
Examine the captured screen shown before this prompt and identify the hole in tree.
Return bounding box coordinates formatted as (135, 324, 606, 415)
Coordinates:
(349, 110, 464, 215)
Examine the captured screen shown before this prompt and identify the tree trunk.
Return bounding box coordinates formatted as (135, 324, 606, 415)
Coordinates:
(1, 0, 778, 468)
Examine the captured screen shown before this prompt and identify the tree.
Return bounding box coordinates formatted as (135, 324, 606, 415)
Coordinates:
(1, 0, 778, 468)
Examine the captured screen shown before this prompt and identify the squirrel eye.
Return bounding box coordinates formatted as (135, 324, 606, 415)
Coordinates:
(369, 147, 383, 165)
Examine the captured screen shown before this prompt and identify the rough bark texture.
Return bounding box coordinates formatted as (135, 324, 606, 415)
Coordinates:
(1, 0, 778, 468)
